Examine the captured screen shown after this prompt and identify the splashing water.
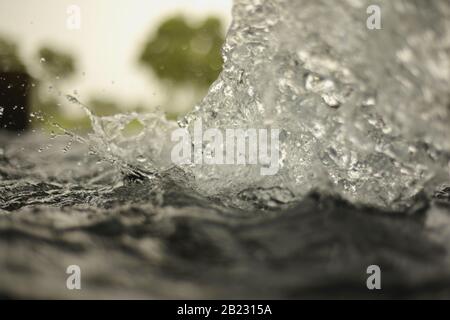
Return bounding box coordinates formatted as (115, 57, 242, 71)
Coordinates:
(73, 0, 450, 211)
(64, 95, 177, 175)
(1, 0, 450, 299)
(182, 0, 450, 211)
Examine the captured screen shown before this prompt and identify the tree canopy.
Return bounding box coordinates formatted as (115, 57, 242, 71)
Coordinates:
(38, 46, 76, 78)
(0, 36, 26, 73)
(139, 15, 224, 88)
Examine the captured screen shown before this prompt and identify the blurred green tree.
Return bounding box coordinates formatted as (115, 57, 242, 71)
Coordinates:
(32, 46, 86, 131)
(0, 36, 30, 131)
(88, 98, 121, 116)
(0, 36, 27, 73)
(37, 46, 76, 79)
(139, 15, 224, 87)
(139, 15, 225, 116)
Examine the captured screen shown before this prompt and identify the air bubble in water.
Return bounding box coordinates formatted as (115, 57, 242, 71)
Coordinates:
(136, 156, 147, 163)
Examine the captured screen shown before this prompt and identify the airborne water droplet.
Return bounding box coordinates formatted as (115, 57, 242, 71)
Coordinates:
(66, 95, 79, 104)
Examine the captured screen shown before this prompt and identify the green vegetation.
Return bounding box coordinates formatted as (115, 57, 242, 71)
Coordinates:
(37, 47, 76, 79)
(140, 15, 224, 88)
(0, 14, 225, 133)
(139, 15, 225, 114)
(0, 35, 26, 73)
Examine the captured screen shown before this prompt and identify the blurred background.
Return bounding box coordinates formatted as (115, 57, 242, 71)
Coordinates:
(0, 0, 232, 133)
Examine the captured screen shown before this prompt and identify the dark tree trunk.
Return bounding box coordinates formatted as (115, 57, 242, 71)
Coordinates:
(0, 72, 31, 132)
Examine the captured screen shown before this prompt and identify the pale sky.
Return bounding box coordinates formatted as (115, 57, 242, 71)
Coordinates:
(0, 0, 232, 111)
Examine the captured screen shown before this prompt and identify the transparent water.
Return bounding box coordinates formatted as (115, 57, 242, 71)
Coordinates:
(0, 0, 450, 298)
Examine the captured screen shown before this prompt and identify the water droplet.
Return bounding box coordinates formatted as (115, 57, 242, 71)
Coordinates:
(322, 93, 341, 108)
(305, 74, 335, 92)
(136, 156, 147, 163)
(40, 57, 46, 63)
(408, 145, 417, 154)
(362, 96, 376, 107)
(66, 95, 79, 104)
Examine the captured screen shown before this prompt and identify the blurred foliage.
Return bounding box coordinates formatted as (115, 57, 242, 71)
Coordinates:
(139, 15, 224, 88)
(0, 35, 26, 73)
(35, 97, 147, 133)
(88, 98, 121, 116)
(31, 47, 82, 131)
(37, 46, 76, 79)
(1, 14, 226, 133)
(36, 97, 91, 132)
